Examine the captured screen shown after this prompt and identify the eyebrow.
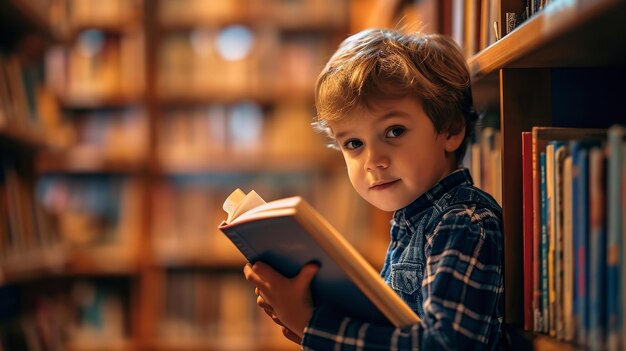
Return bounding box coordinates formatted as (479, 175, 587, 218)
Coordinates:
(332, 110, 411, 140)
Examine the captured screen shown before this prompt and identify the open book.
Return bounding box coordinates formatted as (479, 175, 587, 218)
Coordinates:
(218, 189, 420, 327)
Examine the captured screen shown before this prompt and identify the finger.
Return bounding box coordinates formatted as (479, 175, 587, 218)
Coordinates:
(251, 262, 286, 283)
(281, 326, 303, 344)
(256, 295, 274, 312)
(243, 263, 267, 290)
(293, 263, 319, 290)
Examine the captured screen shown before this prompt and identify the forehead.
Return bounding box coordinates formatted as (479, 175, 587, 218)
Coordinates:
(328, 97, 426, 133)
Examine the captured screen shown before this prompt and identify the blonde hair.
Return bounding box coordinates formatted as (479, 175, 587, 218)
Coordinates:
(314, 28, 477, 162)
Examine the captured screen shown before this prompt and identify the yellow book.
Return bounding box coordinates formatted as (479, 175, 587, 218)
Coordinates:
(218, 189, 420, 327)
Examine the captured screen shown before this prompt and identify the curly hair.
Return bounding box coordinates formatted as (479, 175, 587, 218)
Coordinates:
(314, 28, 478, 163)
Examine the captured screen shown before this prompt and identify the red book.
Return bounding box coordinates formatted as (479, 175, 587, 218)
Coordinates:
(522, 132, 534, 331)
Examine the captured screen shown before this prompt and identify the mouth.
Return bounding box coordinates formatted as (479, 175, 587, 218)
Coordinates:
(369, 179, 400, 191)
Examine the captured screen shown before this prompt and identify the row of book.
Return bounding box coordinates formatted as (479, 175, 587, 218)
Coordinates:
(0, 278, 130, 350)
(159, 103, 323, 168)
(159, 28, 328, 100)
(159, 270, 298, 349)
(0, 159, 58, 261)
(522, 125, 625, 351)
(0, 53, 43, 132)
(35, 175, 140, 248)
(464, 126, 502, 205)
(433, 0, 559, 58)
(45, 28, 145, 102)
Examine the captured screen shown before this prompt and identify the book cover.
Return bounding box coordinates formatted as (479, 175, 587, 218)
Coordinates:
(570, 139, 603, 347)
(562, 155, 575, 342)
(218, 189, 421, 327)
(607, 125, 624, 351)
(588, 146, 606, 351)
(522, 132, 534, 331)
(540, 151, 549, 333)
(546, 143, 556, 336)
(554, 143, 569, 340)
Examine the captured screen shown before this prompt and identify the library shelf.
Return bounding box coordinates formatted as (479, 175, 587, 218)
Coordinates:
(0, 245, 139, 285)
(57, 93, 145, 110)
(158, 152, 341, 174)
(468, 0, 626, 79)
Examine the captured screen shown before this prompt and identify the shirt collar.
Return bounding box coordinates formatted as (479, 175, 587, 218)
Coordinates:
(394, 168, 474, 221)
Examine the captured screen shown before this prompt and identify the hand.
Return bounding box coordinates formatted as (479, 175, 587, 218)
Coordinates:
(243, 262, 319, 340)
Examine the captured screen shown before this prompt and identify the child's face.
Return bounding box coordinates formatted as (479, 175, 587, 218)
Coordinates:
(328, 97, 458, 211)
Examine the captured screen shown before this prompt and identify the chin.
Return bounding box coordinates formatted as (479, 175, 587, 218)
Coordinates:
(369, 200, 402, 212)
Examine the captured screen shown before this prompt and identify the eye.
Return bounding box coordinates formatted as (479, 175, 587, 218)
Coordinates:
(343, 139, 363, 150)
(385, 126, 406, 138)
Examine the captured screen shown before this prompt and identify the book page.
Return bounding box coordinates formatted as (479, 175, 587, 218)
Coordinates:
(223, 188, 266, 224)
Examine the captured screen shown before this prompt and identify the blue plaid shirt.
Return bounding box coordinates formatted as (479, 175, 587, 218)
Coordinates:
(301, 168, 504, 350)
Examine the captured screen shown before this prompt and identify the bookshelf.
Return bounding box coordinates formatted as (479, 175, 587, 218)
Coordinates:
(2, 1, 393, 351)
(373, 0, 626, 350)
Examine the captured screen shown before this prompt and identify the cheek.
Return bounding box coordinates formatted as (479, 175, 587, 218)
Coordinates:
(345, 159, 365, 188)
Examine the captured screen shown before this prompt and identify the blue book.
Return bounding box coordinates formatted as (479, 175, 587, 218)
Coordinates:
(607, 126, 624, 351)
(539, 152, 550, 333)
(571, 139, 602, 347)
(588, 146, 606, 351)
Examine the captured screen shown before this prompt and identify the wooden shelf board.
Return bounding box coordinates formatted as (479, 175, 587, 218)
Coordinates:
(58, 93, 144, 110)
(66, 338, 137, 351)
(159, 151, 341, 174)
(469, 0, 626, 79)
(0, 245, 68, 284)
(147, 338, 299, 351)
(0, 123, 47, 150)
(36, 150, 147, 174)
(533, 334, 584, 351)
(0, 245, 140, 285)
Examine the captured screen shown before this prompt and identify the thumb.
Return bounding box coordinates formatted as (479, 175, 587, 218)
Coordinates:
(293, 263, 319, 289)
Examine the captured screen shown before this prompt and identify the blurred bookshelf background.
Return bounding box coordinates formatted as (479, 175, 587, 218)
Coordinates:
(0, 1, 393, 350)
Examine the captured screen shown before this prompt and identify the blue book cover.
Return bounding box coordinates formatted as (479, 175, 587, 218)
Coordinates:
(607, 125, 624, 351)
(570, 139, 602, 347)
(540, 151, 549, 333)
(588, 146, 606, 351)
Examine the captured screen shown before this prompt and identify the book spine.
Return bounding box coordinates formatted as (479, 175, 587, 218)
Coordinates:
(533, 133, 544, 333)
(546, 143, 556, 337)
(607, 126, 623, 351)
(554, 144, 568, 340)
(540, 151, 549, 333)
(522, 132, 534, 331)
(572, 141, 590, 347)
(588, 146, 606, 351)
(563, 155, 575, 342)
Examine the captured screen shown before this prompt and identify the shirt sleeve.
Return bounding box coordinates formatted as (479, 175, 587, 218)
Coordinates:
(300, 205, 503, 351)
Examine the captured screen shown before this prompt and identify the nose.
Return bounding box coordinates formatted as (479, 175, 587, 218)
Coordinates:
(364, 147, 389, 171)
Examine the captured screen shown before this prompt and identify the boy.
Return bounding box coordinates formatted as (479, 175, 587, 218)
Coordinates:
(244, 28, 504, 350)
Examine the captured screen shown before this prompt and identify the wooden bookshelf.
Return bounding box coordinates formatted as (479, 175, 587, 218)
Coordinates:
(468, 0, 626, 79)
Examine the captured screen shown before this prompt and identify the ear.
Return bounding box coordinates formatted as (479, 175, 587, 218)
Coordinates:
(444, 123, 465, 153)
